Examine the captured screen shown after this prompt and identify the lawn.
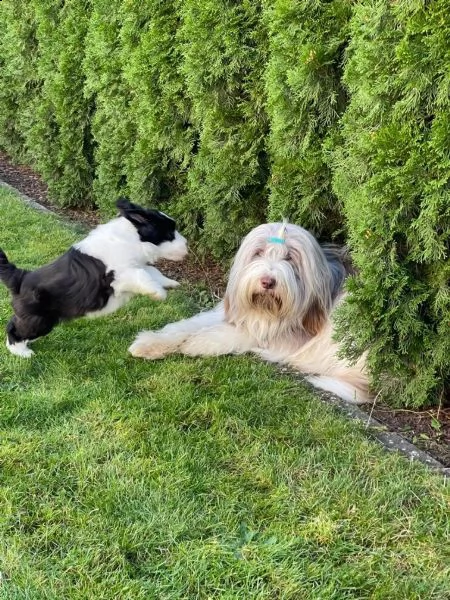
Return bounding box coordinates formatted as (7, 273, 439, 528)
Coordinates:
(0, 186, 449, 600)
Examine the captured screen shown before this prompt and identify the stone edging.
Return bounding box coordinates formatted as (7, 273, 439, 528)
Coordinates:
(1, 177, 449, 479)
(316, 392, 450, 478)
(0, 179, 52, 213)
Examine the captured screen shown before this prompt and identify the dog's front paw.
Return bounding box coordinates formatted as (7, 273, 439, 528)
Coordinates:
(6, 340, 35, 358)
(129, 331, 170, 359)
(252, 347, 285, 364)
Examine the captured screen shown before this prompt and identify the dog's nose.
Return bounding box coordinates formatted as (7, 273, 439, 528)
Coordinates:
(261, 276, 276, 290)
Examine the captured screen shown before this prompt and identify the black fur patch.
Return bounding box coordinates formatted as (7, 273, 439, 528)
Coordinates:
(0, 248, 114, 344)
(116, 198, 176, 245)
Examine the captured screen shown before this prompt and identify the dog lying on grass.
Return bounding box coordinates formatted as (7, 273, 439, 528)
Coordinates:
(0, 198, 187, 357)
(130, 222, 369, 404)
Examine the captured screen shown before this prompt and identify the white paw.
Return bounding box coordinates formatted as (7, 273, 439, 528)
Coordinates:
(252, 347, 284, 364)
(129, 332, 168, 359)
(7, 340, 35, 358)
(150, 288, 167, 301)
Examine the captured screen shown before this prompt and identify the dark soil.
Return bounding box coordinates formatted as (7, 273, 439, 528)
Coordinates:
(0, 151, 448, 467)
(0, 151, 100, 228)
(370, 405, 450, 467)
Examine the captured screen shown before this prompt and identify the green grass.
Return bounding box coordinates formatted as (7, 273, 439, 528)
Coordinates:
(0, 186, 449, 599)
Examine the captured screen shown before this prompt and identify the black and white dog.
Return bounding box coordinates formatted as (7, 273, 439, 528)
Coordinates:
(0, 198, 187, 357)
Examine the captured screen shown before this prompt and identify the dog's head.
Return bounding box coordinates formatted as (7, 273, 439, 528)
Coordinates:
(116, 198, 187, 262)
(224, 222, 347, 337)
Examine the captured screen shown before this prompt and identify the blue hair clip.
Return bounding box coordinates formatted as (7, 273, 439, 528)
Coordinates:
(267, 236, 286, 244)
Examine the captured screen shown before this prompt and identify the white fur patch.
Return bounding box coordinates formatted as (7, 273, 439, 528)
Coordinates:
(75, 216, 187, 313)
(6, 339, 34, 358)
(75, 217, 187, 272)
(305, 375, 367, 405)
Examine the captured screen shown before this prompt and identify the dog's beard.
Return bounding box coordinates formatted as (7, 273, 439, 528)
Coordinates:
(228, 272, 304, 349)
(230, 263, 302, 323)
(250, 291, 284, 314)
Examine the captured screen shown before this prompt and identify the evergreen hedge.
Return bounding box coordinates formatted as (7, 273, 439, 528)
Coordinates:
(0, 0, 448, 407)
(332, 0, 449, 407)
(120, 0, 193, 227)
(177, 0, 269, 256)
(28, 0, 93, 207)
(0, 0, 93, 206)
(83, 0, 133, 213)
(265, 0, 351, 239)
(0, 0, 37, 161)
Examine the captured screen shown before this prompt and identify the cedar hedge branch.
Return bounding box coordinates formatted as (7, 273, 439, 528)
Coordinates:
(265, 0, 351, 240)
(332, 0, 449, 408)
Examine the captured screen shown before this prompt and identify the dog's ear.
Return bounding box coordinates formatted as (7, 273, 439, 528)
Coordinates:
(224, 293, 230, 316)
(223, 293, 235, 324)
(116, 197, 134, 212)
(302, 300, 327, 337)
(116, 197, 153, 226)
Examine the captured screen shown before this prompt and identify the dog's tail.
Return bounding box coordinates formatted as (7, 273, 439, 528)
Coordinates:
(0, 248, 27, 294)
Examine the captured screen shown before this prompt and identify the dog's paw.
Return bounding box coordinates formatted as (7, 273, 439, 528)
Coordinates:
(129, 332, 168, 359)
(150, 287, 167, 301)
(7, 340, 35, 358)
(252, 347, 282, 364)
(163, 278, 180, 289)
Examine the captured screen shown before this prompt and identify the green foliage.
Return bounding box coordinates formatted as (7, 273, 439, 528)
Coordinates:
(332, 0, 450, 407)
(83, 0, 133, 214)
(0, 0, 38, 161)
(120, 0, 193, 219)
(25, 0, 93, 207)
(178, 0, 269, 256)
(265, 0, 351, 239)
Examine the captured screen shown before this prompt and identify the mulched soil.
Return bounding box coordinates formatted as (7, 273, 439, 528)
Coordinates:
(0, 150, 448, 467)
(370, 405, 450, 467)
(0, 151, 100, 228)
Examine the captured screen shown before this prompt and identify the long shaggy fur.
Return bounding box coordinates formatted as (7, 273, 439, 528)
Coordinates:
(129, 222, 369, 404)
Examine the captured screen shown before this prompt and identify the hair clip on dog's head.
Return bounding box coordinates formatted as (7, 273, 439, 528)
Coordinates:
(267, 223, 287, 245)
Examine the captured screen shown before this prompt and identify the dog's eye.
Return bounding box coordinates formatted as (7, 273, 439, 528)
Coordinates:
(285, 252, 292, 261)
(253, 249, 264, 258)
